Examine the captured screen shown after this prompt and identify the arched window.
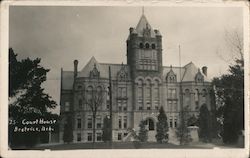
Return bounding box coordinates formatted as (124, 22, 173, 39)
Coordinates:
(151, 43, 156, 49)
(97, 86, 102, 95)
(145, 79, 151, 110)
(145, 118, 155, 130)
(201, 89, 207, 104)
(137, 79, 143, 110)
(145, 43, 150, 49)
(154, 80, 160, 109)
(87, 86, 93, 100)
(194, 89, 199, 110)
(139, 43, 144, 48)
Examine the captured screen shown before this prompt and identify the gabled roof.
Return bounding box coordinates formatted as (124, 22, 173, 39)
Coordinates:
(163, 66, 185, 82)
(182, 62, 209, 82)
(163, 62, 210, 82)
(135, 14, 156, 38)
(78, 56, 108, 78)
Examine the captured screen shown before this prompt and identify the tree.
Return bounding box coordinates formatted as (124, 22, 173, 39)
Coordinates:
(212, 61, 244, 144)
(102, 116, 111, 142)
(138, 120, 148, 142)
(176, 106, 192, 145)
(197, 104, 211, 142)
(213, 29, 244, 144)
(85, 83, 105, 144)
(9, 48, 57, 147)
(155, 106, 168, 143)
(63, 115, 73, 143)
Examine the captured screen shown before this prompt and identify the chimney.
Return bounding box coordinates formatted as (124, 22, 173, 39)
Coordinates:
(202, 66, 207, 76)
(74, 60, 78, 79)
(129, 27, 134, 34)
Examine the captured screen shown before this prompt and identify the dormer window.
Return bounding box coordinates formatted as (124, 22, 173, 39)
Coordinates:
(145, 43, 150, 49)
(166, 67, 177, 83)
(152, 44, 156, 49)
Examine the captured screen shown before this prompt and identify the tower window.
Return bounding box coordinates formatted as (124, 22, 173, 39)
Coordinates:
(139, 43, 144, 48)
(152, 44, 156, 49)
(145, 43, 150, 49)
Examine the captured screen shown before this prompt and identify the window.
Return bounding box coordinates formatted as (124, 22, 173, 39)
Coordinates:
(152, 44, 156, 49)
(169, 117, 173, 128)
(65, 102, 70, 111)
(87, 86, 93, 101)
(96, 116, 102, 129)
(118, 133, 122, 140)
(87, 116, 92, 129)
(173, 100, 177, 111)
(77, 133, 81, 142)
(145, 43, 150, 49)
(139, 43, 143, 48)
(118, 100, 122, 111)
(168, 101, 172, 112)
(118, 116, 122, 129)
(87, 133, 92, 141)
(78, 99, 82, 109)
(123, 116, 127, 128)
(138, 81, 143, 110)
(96, 133, 102, 141)
(174, 118, 177, 128)
(139, 106, 143, 110)
(77, 118, 81, 129)
(185, 89, 191, 106)
(122, 87, 127, 97)
(168, 89, 176, 98)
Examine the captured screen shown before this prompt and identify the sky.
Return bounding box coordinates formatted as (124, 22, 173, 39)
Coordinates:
(9, 6, 244, 113)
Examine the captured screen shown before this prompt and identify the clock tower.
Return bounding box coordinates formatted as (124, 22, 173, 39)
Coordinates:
(126, 13, 163, 79)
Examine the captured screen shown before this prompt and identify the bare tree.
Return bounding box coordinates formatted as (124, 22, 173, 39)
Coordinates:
(216, 29, 243, 67)
(85, 81, 105, 144)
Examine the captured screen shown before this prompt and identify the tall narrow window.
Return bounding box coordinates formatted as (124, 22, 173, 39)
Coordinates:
(184, 89, 191, 107)
(77, 133, 81, 141)
(77, 118, 81, 129)
(122, 87, 127, 98)
(118, 100, 122, 111)
(195, 89, 199, 110)
(87, 116, 92, 129)
(96, 133, 102, 141)
(118, 116, 122, 129)
(173, 100, 177, 111)
(146, 80, 151, 110)
(169, 117, 173, 128)
(167, 101, 171, 111)
(137, 79, 143, 110)
(87, 133, 92, 141)
(174, 117, 177, 128)
(154, 81, 160, 109)
(96, 116, 102, 129)
(123, 116, 127, 128)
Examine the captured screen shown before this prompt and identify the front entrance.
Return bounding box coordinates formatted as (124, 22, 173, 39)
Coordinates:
(145, 118, 156, 142)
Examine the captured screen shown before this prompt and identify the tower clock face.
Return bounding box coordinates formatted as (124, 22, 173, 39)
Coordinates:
(137, 49, 158, 71)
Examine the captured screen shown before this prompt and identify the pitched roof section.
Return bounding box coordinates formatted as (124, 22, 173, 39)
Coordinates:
(182, 62, 210, 82)
(163, 66, 185, 82)
(163, 62, 210, 82)
(135, 14, 156, 38)
(78, 56, 108, 78)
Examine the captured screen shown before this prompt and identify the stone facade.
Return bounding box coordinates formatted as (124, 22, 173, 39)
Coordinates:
(59, 14, 213, 143)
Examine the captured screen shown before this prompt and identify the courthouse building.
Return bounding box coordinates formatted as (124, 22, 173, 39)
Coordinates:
(59, 13, 213, 143)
